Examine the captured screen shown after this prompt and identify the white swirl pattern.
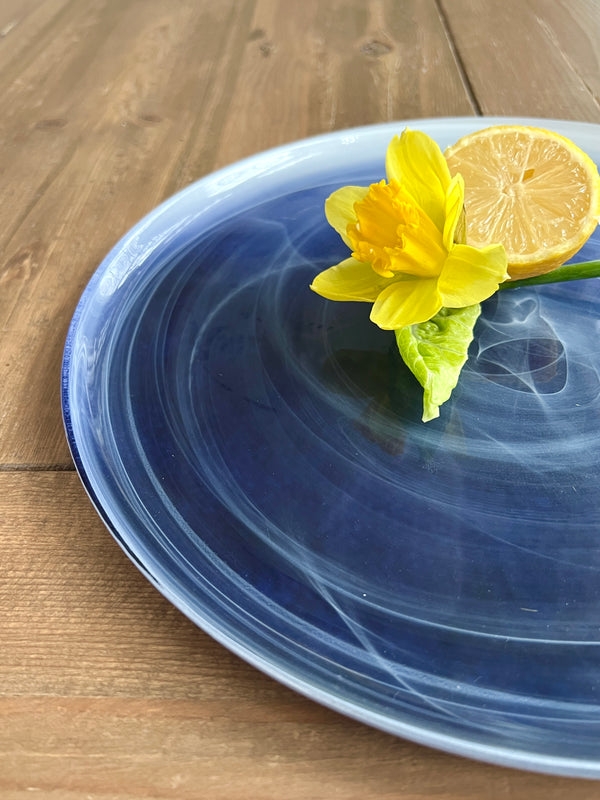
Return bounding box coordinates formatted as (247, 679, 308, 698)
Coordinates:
(63, 119, 600, 777)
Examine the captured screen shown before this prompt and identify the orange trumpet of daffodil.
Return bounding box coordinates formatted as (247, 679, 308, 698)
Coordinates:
(310, 129, 509, 330)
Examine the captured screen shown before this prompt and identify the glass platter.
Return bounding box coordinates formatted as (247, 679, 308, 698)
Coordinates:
(62, 118, 600, 778)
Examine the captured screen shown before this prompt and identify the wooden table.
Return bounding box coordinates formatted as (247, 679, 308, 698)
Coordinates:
(2, 1, 600, 797)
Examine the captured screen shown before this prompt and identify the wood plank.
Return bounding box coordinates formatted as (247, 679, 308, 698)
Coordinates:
(4, 698, 598, 800)
(440, 0, 600, 121)
(1, 470, 248, 698)
(0, 0, 255, 467)
(1, 470, 598, 798)
(214, 0, 476, 168)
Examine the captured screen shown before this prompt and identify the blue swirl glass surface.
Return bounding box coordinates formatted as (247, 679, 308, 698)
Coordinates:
(62, 119, 600, 777)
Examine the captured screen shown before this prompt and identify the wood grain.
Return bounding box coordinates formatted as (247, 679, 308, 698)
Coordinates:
(0, 0, 256, 466)
(2, 471, 599, 799)
(440, 0, 600, 121)
(214, 0, 475, 167)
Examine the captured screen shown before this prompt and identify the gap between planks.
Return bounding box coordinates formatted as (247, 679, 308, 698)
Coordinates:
(0, 463, 75, 472)
(433, 0, 483, 116)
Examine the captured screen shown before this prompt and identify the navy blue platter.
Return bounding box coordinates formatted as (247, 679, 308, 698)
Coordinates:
(62, 118, 600, 777)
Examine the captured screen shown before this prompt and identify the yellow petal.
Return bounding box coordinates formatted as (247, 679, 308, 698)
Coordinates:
(385, 129, 451, 232)
(370, 277, 442, 329)
(310, 257, 390, 302)
(397, 207, 446, 277)
(442, 174, 465, 251)
(325, 186, 369, 246)
(438, 244, 509, 307)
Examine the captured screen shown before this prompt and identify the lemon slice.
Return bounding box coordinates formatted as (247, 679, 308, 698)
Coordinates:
(444, 125, 600, 279)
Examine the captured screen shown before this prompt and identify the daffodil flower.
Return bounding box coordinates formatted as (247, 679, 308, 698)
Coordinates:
(310, 129, 509, 329)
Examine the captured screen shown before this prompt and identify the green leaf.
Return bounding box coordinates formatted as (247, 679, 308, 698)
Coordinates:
(395, 304, 481, 422)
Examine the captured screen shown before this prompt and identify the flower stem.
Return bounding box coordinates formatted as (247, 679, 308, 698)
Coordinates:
(499, 260, 600, 290)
